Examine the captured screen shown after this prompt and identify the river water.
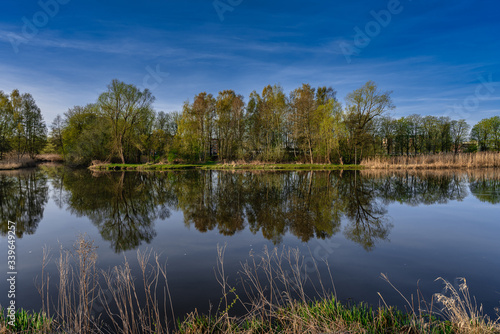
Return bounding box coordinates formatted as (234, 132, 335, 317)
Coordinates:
(1, 166, 499, 322)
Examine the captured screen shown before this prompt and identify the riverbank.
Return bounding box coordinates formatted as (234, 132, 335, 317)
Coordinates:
(89, 161, 363, 171)
(2, 285, 498, 334)
(362, 152, 500, 169)
(0, 297, 463, 334)
(0, 154, 64, 170)
(89, 152, 500, 171)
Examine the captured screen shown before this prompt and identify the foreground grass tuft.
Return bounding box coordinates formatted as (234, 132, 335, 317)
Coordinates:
(0, 308, 52, 333)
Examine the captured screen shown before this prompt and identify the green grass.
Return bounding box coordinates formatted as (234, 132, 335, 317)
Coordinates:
(0, 308, 52, 333)
(0, 300, 453, 334)
(0, 297, 486, 334)
(89, 162, 363, 171)
(177, 296, 457, 334)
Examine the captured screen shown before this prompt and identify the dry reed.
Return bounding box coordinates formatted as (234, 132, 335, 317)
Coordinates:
(32, 239, 500, 334)
(434, 278, 500, 334)
(0, 156, 36, 170)
(362, 152, 500, 169)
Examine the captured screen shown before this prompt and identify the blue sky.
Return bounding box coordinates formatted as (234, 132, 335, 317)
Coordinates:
(1, 0, 499, 125)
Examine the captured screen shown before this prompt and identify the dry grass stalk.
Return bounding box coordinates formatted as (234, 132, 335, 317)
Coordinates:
(39, 235, 100, 333)
(35, 240, 500, 334)
(434, 277, 500, 334)
(99, 250, 174, 334)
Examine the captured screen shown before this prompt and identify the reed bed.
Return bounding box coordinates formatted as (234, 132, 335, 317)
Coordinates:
(361, 167, 500, 181)
(35, 154, 64, 163)
(0, 153, 62, 170)
(2, 237, 499, 333)
(362, 152, 500, 170)
(0, 156, 36, 170)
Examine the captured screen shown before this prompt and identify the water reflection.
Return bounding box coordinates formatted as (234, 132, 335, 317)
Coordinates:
(364, 170, 469, 205)
(340, 174, 391, 251)
(0, 169, 48, 237)
(43, 166, 177, 252)
(469, 170, 500, 204)
(1, 167, 499, 252)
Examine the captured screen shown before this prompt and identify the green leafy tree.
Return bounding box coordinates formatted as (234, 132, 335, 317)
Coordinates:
(214, 90, 245, 161)
(10, 90, 24, 159)
(50, 114, 65, 156)
(0, 91, 14, 159)
(149, 111, 178, 161)
(246, 85, 288, 161)
(288, 84, 318, 163)
(487, 116, 500, 151)
(176, 93, 216, 161)
(19, 93, 47, 158)
(97, 79, 155, 163)
(471, 119, 490, 151)
(62, 104, 111, 165)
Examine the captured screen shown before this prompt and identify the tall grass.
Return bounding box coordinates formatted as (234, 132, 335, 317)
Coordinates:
(179, 246, 500, 334)
(362, 152, 500, 169)
(0, 153, 63, 170)
(0, 156, 36, 170)
(434, 278, 500, 334)
(14, 238, 499, 333)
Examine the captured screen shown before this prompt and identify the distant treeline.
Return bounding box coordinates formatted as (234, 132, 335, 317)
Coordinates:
(1, 80, 499, 165)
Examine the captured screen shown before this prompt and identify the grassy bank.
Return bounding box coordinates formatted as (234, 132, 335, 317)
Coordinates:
(362, 152, 500, 169)
(89, 152, 500, 172)
(89, 161, 362, 171)
(0, 297, 463, 334)
(2, 237, 498, 334)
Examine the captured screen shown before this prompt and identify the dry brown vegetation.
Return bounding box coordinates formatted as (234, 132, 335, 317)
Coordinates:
(361, 167, 500, 181)
(0, 153, 63, 170)
(0, 156, 36, 170)
(21, 236, 498, 334)
(36, 153, 64, 163)
(362, 152, 500, 169)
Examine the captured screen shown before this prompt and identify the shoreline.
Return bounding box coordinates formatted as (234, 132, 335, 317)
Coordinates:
(0, 154, 64, 171)
(0, 296, 455, 333)
(88, 162, 363, 171)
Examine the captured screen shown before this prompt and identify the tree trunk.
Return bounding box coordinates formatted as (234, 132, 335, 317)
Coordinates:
(308, 138, 313, 164)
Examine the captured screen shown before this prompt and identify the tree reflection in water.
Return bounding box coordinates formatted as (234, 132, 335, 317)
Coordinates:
(0, 169, 48, 237)
(469, 169, 500, 204)
(54, 168, 177, 252)
(2, 167, 497, 252)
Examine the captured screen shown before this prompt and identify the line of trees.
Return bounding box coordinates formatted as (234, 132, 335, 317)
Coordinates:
(2, 80, 500, 165)
(53, 80, 398, 164)
(0, 90, 47, 159)
(374, 115, 472, 155)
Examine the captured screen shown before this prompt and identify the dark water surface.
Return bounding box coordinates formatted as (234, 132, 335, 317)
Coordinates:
(1, 166, 499, 319)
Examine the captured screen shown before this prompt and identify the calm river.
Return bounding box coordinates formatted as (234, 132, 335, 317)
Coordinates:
(1, 166, 499, 320)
